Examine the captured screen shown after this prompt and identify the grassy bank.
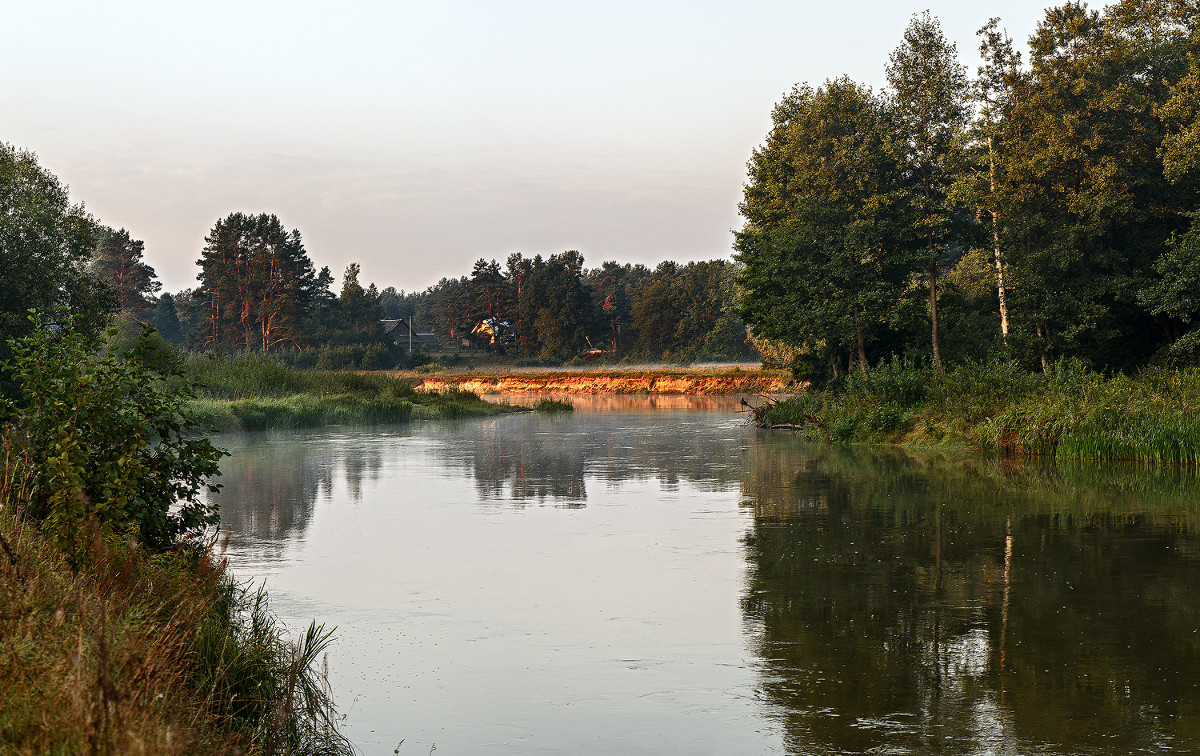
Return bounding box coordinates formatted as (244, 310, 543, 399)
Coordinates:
(183, 353, 521, 431)
(0, 325, 352, 754)
(0, 516, 348, 754)
(758, 359, 1200, 464)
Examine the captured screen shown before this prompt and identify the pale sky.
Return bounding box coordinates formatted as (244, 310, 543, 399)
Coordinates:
(3, 0, 1056, 294)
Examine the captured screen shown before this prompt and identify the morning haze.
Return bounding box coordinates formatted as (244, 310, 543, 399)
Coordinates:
(4, 0, 1050, 293)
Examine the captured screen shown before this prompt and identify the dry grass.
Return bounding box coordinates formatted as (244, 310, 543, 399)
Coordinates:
(0, 517, 350, 755)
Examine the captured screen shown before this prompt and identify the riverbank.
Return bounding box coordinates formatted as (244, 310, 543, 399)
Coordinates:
(403, 365, 792, 395)
(183, 354, 523, 431)
(755, 360, 1200, 464)
(0, 514, 349, 754)
(0, 329, 351, 753)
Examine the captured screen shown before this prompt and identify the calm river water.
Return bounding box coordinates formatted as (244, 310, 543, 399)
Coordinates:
(213, 397, 1200, 754)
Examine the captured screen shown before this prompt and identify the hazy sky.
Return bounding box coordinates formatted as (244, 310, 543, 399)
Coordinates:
(4, 0, 1057, 294)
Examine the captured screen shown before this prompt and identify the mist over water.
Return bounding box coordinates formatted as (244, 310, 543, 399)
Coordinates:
(214, 405, 1200, 754)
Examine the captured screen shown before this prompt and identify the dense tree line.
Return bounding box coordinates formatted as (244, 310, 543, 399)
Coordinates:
(737, 1, 1200, 380)
(1, 144, 753, 370)
(410, 253, 755, 362)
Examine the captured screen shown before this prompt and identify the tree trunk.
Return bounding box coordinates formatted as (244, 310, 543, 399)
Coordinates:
(855, 327, 868, 376)
(989, 135, 1010, 343)
(1036, 325, 1050, 373)
(929, 261, 943, 374)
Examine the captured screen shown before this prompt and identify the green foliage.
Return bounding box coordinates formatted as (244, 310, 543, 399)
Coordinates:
(0, 143, 116, 376)
(764, 358, 1200, 465)
(89, 226, 161, 318)
(737, 77, 916, 375)
(1, 318, 226, 555)
(148, 291, 185, 345)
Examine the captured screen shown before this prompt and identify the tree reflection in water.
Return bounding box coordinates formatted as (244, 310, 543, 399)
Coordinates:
(213, 430, 389, 551)
(210, 414, 1200, 753)
(454, 410, 748, 505)
(742, 432, 1200, 754)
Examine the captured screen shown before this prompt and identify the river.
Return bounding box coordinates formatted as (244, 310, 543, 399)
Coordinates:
(212, 397, 1200, 754)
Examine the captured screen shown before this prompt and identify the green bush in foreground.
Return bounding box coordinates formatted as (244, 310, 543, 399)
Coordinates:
(0, 319, 352, 754)
(761, 359, 1200, 464)
(1, 320, 225, 555)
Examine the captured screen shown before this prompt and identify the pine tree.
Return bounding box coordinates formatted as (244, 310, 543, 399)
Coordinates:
(195, 213, 320, 352)
(90, 226, 161, 319)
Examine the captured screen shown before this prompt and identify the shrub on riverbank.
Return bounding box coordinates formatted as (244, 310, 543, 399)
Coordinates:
(0, 322, 352, 754)
(0, 520, 349, 754)
(759, 359, 1200, 464)
(183, 352, 518, 430)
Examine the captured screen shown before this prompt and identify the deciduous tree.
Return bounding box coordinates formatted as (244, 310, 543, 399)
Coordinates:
(886, 11, 970, 373)
(737, 78, 912, 378)
(0, 143, 114, 360)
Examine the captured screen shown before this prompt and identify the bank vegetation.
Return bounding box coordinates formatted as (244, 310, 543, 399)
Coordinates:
(757, 359, 1200, 464)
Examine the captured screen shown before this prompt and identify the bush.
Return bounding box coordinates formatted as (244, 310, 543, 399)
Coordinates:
(1, 320, 226, 555)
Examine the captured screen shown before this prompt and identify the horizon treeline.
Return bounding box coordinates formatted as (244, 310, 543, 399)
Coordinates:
(737, 1, 1200, 381)
(3, 142, 755, 371)
(382, 253, 755, 362)
(62, 204, 757, 366)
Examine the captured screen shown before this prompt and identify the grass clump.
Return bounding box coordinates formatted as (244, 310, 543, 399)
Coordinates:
(533, 398, 575, 413)
(760, 358, 1200, 465)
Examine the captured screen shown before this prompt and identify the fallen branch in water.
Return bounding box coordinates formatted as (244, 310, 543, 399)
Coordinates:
(742, 395, 832, 443)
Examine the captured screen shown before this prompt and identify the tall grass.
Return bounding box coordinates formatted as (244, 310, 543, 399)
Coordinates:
(533, 398, 575, 413)
(761, 360, 1200, 465)
(0, 514, 351, 754)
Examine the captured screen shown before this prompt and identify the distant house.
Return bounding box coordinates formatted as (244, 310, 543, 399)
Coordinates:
(470, 317, 511, 345)
(381, 319, 439, 351)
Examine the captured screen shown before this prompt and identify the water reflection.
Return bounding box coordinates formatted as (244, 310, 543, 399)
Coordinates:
(460, 411, 749, 504)
(215, 430, 390, 551)
(212, 412, 1200, 754)
(213, 411, 752, 523)
(743, 434, 1200, 754)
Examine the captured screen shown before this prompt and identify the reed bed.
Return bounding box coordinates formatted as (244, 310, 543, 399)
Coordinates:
(533, 397, 575, 413)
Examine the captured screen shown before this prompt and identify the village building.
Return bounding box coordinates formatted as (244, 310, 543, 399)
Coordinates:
(381, 319, 440, 351)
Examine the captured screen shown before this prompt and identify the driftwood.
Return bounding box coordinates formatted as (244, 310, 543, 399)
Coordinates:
(740, 395, 832, 444)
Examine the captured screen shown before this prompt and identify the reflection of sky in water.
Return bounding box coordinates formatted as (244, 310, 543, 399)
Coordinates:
(214, 411, 1200, 755)
(213, 410, 775, 754)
